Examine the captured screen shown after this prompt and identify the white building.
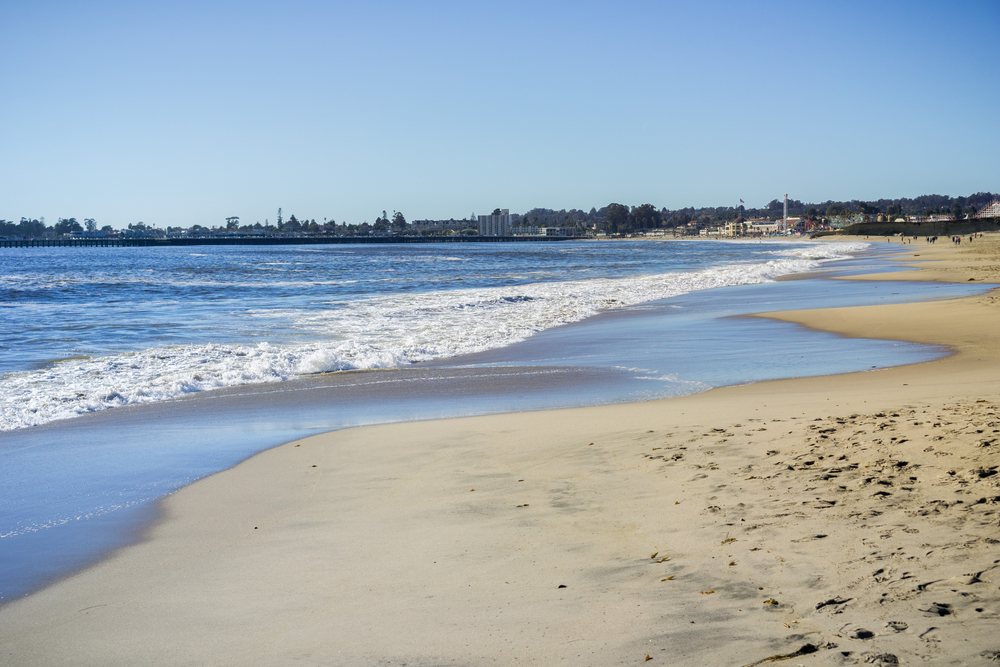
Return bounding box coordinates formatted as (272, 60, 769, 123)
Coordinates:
(748, 221, 780, 235)
(538, 226, 578, 236)
(478, 209, 511, 236)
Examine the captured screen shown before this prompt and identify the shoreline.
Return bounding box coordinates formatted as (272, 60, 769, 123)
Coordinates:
(2, 238, 999, 665)
(0, 237, 868, 432)
(4, 240, 966, 607)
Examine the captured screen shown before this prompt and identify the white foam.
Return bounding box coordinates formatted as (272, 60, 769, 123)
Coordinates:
(0, 244, 864, 431)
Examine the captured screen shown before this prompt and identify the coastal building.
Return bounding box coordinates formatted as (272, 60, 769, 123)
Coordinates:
(748, 222, 780, 235)
(724, 220, 747, 237)
(538, 226, 579, 236)
(723, 218, 795, 237)
(478, 209, 511, 236)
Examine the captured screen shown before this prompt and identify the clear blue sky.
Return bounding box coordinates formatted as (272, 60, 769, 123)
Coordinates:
(2, 0, 998, 228)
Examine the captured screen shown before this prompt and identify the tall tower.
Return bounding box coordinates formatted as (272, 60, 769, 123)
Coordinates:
(783, 194, 788, 231)
(477, 209, 511, 236)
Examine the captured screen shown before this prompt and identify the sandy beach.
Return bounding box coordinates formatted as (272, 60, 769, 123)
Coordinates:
(2, 237, 999, 666)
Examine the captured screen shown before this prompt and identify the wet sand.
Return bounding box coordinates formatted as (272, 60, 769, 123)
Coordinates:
(2, 235, 999, 666)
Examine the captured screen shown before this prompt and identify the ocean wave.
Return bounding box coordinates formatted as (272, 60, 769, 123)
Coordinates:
(0, 246, 861, 431)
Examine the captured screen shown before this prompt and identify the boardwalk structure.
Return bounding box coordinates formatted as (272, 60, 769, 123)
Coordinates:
(976, 200, 1000, 219)
(0, 235, 576, 249)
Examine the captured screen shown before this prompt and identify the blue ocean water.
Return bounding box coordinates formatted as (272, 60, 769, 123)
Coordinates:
(0, 239, 990, 603)
(0, 239, 868, 430)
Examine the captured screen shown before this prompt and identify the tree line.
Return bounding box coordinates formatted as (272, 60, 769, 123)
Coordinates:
(517, 192, 998, 234)
(0, 217, 115, 238)
(3, 192, 996, 239)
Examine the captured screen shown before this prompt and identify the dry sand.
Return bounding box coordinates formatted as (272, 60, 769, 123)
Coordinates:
(2, 236, 999, 666)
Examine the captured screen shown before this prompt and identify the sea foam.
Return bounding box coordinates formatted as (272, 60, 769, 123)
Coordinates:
(0, 242, 866, 430)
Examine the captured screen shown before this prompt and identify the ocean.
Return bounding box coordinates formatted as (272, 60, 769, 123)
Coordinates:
(0, 239, 990, 603)
(0, 239, 873, 430)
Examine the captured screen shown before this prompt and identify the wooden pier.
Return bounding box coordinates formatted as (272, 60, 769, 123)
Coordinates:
(0, 235, 577, 249)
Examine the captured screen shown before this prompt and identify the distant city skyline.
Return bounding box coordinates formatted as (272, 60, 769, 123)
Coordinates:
(2, 1, 998, 229)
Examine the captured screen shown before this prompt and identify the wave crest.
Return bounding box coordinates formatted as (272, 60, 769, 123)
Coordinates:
(0, 247, 857, 430)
